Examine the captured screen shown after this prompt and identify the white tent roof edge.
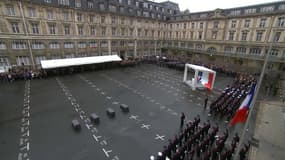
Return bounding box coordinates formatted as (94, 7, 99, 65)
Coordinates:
(40, 55, 122, 69)
(185, 63, 216, 73)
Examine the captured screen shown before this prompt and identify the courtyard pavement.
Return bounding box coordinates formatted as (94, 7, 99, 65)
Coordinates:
(249, 75, 285, 160)
(0, 64, 251, 160)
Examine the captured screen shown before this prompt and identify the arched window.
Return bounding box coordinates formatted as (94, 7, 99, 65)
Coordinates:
(207, 47, 217, 53)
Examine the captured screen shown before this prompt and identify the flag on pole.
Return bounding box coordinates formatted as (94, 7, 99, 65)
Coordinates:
(230, 84, 256, 126)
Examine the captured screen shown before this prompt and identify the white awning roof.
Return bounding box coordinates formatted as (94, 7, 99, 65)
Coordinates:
(185, 64, 216, 73)
(41, 55, 122, 69)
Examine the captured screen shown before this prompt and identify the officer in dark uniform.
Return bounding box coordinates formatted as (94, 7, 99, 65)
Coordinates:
(196, 143, 202, 158)
(204, 96, 208, 109)
(239, 147, 246, 160)
(203, 150, 211, 160)
(180, 112, 185, 128)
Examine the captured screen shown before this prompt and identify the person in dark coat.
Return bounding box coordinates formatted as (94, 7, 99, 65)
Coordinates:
(239, 147, 246, 160)
(204, 96, 208, 109)
(180, 112, 185, 128)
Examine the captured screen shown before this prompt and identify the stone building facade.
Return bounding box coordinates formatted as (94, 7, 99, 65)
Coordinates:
(0, 0, 284, 72)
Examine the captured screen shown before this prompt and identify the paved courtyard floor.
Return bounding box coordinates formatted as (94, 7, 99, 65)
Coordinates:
(0, 64, 247, 160)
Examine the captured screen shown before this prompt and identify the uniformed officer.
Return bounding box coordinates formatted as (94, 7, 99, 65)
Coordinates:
(204, 96, 208, 109)
(180, 112, 185, 128)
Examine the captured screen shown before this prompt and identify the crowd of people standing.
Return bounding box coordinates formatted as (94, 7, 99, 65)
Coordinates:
(153, 114, 250, 160)
(208, 74, 257, 121)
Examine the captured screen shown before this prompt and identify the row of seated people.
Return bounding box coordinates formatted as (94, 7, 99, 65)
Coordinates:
(154, 115, 249, 160)
(0, 60, 142, 83)
(141, 56, 255, 78)
(209, 74, 257, 121)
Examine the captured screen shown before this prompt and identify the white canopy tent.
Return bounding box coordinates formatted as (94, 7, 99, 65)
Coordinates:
(40, 55, 122, 69)
(183, 64, 216, 91)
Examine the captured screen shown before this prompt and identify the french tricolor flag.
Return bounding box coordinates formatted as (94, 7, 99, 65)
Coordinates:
(230, 84, 256, 126)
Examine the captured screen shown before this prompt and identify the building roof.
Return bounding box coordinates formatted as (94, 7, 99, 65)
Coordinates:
(186, 64, 216, 73)
(41, 55, 122, 69)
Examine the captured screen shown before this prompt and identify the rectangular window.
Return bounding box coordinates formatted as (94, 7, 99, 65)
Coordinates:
(260, 6, 274, 13)
(249, 48, 261, 55)
(77, 13, 82, 22)
(99, 3, 105, 10)
(11, 23, 20, 33)
(259, 18, 266, 28)
(88, 1, 94, 9)
(273, 32, 281, 42)
(241, 32, 247, 41)
(28, 8, 36, 17)
(109, 5, 116, 12)
(62, 12, 69, 21)
(191, 23, 195, 29)
(198, 32, 203, 40)
(224, 46, 233, 53)
(89, 41, 97, 48)
(78, 25, 83, 35)
(138, 29, 141, 37)
(199, 22, 203, 29)
(230, 10, 241, 16)
(121, 18, 125, 25)
(236, 47, 247, 54)
(100, 41, 107, 47)
(31, 24, 39, 34)
(32, 42, 44, 49)
(130, 28, 134, 36)
(212, 31, 217, 39)
(64, 42, 74, 48)
(0, 57, 10, 67)
(213, 21, 219, 29)
(35, 56, 46, 65)
(101, 27, 106, 36)
(75, 0, 81, 8)
(127, 0, 131, 5)
(143, 11, 149, 17)
(190, 32, 194, 39)
(49, 24, 56, 34)
(78, 42, 86, 48)
(0, 42, 7, 50)
(12, 41, 27, 49)
(89, 15, 94, 23)
(111, 16, 116, 24)
(58, 0, 70, 6)
(244, 8, 256, 14)
(7, 6, 15, 16)
(279, 4, 285, 10)
(112, 27, 116, 36)
(130, 19, 133, 25)
(49, 42, 60, 49)
(47, 10, 54, 20)
(244, 19, 250, 28)
(228, 32, 234, 40)
(90, 26, 96, 36)
(183, 23, 187, 29)
(256, 32, 263, 41)
(16, 56, 30, 66)
(277, 17, 285, 27)
(231, 20, 237, 28)
(64, 25, 70, 35)
(101, 16, 105, 23)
